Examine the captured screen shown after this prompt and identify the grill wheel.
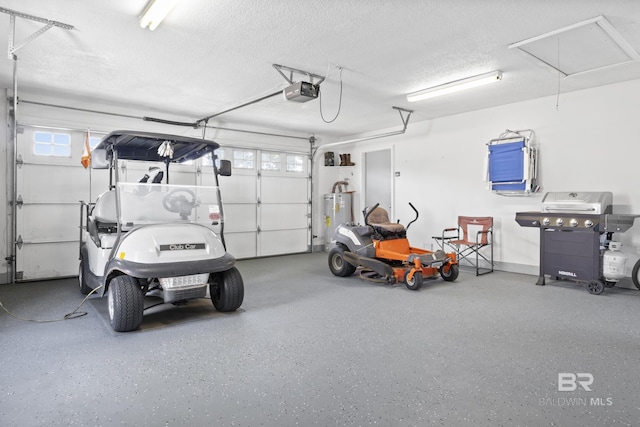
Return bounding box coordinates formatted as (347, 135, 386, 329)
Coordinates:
(585, 280, 604, 295)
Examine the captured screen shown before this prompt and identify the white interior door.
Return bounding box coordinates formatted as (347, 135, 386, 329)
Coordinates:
(364, 148, 392, 216)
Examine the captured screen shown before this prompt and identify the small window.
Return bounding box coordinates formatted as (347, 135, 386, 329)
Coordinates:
(202, 150, 224, 168)
(261, 153, 281, 171)
(286, 154, 305, 173)
(33, 131, 71, 157)
(89, 135, 101, 150)
(233, 150, 254, 169)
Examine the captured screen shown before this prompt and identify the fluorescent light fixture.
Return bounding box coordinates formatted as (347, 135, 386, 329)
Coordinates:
(139, 0, 180, 31)
(406, 70, 503, 102)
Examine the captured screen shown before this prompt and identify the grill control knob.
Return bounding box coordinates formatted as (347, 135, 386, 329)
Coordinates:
(542, 217, 550, 226)
(556, 218, 564, 226)
(584, 219, 594, 228)
(570, 218, 579, 227)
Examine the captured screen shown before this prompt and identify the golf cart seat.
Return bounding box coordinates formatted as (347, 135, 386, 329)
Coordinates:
(93, 190, 117, 225)
(368, 207, 406, 238)
(88, 190, 120, 248)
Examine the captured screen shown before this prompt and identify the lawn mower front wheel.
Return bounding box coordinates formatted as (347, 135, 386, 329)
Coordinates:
(440, 264, 459, 282)
(328, 246, 357, 277)
(404, 270, 423, 290)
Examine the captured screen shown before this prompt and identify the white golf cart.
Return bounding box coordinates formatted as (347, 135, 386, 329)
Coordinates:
(79, 131, 243, 332)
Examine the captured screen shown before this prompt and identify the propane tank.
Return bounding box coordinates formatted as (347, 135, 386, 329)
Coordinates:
(603, 241, 627, 281)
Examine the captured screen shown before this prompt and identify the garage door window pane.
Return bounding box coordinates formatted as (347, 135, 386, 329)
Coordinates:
(261, 153, 281, 171)
(286, 154, 305, 173)
(33, 131, 71, 157)
(203, 150, 224, 168)
(34, 132, 51, 143)
(89, 136, 101, 150)
(34, 142, 51, 155)
(233, 150, 254, 169)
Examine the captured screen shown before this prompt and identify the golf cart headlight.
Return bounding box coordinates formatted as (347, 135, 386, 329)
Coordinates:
(159, 273, 210, 289)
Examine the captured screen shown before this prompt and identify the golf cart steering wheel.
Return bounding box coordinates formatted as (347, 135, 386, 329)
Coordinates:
(162, 189, 196, 219)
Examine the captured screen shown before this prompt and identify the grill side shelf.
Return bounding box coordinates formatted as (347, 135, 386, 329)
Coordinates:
(602, 214, 640, 233)
(515, 211, 543, 227)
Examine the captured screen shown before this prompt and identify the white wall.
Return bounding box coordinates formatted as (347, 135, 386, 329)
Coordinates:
(314, 78, 640, 279)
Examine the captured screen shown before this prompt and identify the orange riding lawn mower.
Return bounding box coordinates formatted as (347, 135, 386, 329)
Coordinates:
(328, 203, 459, 290)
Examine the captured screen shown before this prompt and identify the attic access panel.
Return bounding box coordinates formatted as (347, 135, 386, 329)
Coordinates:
(509, 15, 640, 77)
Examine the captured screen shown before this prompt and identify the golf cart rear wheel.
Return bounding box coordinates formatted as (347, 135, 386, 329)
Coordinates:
(108, 275, 144, 332)
(78, 254, 92, 295)
(404, 270, 423, 290)
(328, 246, 357, 277)
(440, 264, 459, 282)
(210, 267, 244, 312)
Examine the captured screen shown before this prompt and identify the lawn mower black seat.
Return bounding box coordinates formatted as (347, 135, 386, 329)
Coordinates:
(368, 207, 406, 238)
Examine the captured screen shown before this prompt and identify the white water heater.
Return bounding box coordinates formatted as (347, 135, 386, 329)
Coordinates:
(603, 241, 627, 282)
(324, 193, 353, 251)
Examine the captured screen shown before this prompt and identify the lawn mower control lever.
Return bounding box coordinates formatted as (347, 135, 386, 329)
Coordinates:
(406, 202, 419, 230)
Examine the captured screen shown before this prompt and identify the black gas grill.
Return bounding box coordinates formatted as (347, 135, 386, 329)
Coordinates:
(515, 192, 637, 295)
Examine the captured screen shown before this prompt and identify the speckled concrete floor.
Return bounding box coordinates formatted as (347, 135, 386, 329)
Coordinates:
(1, 252, 639, 426)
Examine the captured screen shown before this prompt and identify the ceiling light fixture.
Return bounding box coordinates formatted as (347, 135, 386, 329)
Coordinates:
(406, 70, 503, 102)
(139, 0, 180, 31)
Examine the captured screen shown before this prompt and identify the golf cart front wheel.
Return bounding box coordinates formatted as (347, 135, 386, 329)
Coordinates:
(440, 264, 459, 282)
(404, 270, 423, 290)
(210, 267, 244, 312)
(108, 275, 144, 332)
(328, 246, 357, 277)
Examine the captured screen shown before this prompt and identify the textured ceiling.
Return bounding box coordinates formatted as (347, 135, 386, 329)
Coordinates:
(0, 0, 639, 141)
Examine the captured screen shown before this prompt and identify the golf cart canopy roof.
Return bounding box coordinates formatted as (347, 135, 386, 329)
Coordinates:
(92, 131, 220, 169)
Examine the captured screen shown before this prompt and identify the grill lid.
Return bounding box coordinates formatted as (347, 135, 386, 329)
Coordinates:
(541, 191, 612, 214)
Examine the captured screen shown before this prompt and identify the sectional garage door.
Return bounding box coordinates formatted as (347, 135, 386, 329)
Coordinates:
(14, 127, 107, 280)
(13, 125, 311, 281)
(203, 147, 311, 259)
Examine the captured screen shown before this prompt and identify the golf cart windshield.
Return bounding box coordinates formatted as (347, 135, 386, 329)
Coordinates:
(117, 182, 221, 227)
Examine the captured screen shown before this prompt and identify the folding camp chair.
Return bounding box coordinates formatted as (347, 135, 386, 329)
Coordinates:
(434, 216, 493, 276)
